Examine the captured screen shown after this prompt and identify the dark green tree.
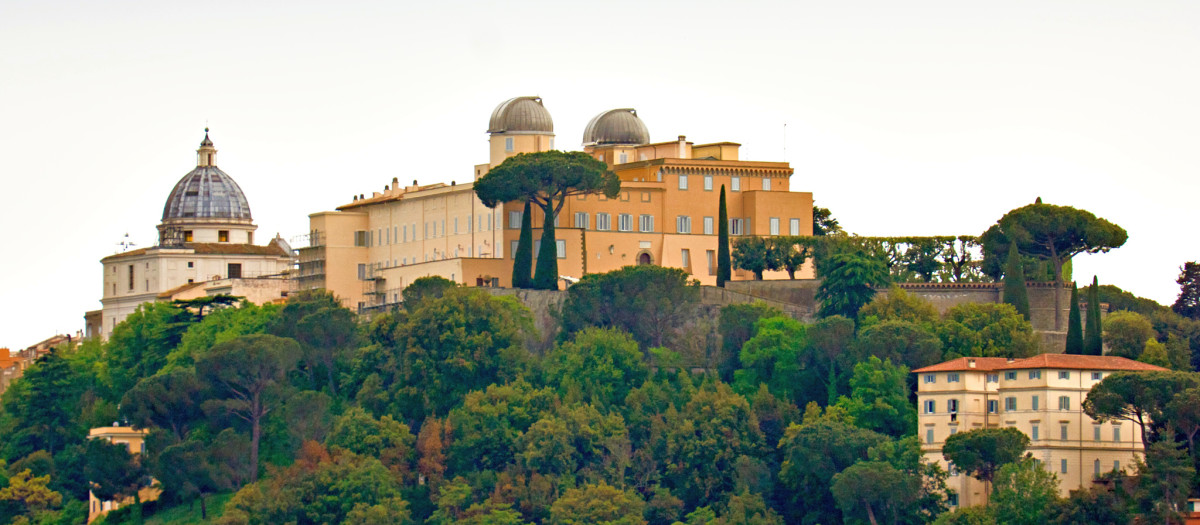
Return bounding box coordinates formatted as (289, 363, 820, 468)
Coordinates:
(1173, 262, 1200, 320)
(778, 413, 889, 523)
(717, 185, 731, 287)
(732, 316, 807, 403)
(196, 334, 300, 482)
(830, 460, 909, 525)
(172, 294, 242, 321)
(731, 236, 774, 280)
(771, 237, 810, 279)
(1133, 441, 1195, 524)
(980, 202, 1127, 329)
(120, 368, 204, 442)
(153, 438, 230, 519)
(941, 427, 1029, 488)
(1085, 276, 1104, 355)
(1065, 282, 1084, 354)
(104, 301, 195, 397)
(1, 348, 83, 459)
(445, 380, 558, 474)
(1002, 243, 1031, 320)
(716, 302, 783, 382)
(474, 150, 619, 290)
(1083, 370, 1199, 445)
(272, 289, 357, 395)
(1103, 310, 1155, 359)
(545, 328, 649, 408)
(560, 265, 700, 348)
(816, 250, 890, 319)
(812, 205, 842, 236)
(513, 200, 535, 288)
(833, 356, 916, 438)
(936, 303, 1039, 359)
(84, 438, 147, 516)
(402, 275, 457, 310)
(855, 320, 944, 373)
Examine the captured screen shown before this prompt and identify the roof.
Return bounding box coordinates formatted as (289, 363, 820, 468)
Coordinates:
(157, 282, 206, 299)
(102, 242, 290, 262)
(914, 354, 1169, 373)
(583, 108, 650, 146)
(162, 165, 252, 222)
(488, 96, 554, 134)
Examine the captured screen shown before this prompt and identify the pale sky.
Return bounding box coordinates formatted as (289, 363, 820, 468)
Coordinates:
(2, 0, 1197, 348)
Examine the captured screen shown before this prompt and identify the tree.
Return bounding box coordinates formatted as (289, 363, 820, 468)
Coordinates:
(513, 201, 535, 288)
(980, 201, 1127, 330)
(1103, 311, 1155, 359)
(545, 328, 649, 408)
(932, 506, 996, 525)
(732, 316, 807, 402)
(2, 348, 83, 460)
(665, 382, 765, 509)
(941, 427, 1029, 488)
(560, 266, 700, 348)
(813, 205, 842, 236)
(1173, 262, 1200, 320)
(120, 368, 205, 442)
(778, 415, 889, 523)
(717, 302, 783, 382)
(154, 438, 231, 519)
(816, 250, 890, 319)
(1133, 441, 1195, 524)
(1083, 370, 1198, 445)
(1085, 276, 1104, 355)
(1065, 283, 1084, 354)
(834, 357, 916, 437)
(855, 320, 944, 374)
(402, 276, 457, 310)
(273, 289, 357, 395)
(445, 380, 558, 474)
(0, 469, 63, 523)
(326, 408, 416, 478)
(520, 404, 629, 482)
(195, 334, 300, 482)
(717, 186, 732, 287)
(990, 458, 1060, 525)
(1002, 243, 1031, 320)
(771, 237, 810, 279)
(936, 303, 1039, 359)
(732, 236, 773, 280)
(172, 294, 242, 321)
(104, 301, 194, 397)
(830, 461, 908, 525)
(548, 482, 646, 525)
(858, 286, 939, 330)
(1164, 386, 1200, 455)
(475, 151, 619, 290)
(1139, 339, 1171, 368)
(84, 438, 147, 513)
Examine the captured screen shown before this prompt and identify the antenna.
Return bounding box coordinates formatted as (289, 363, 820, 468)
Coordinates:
(783, 122, 787, 162)
(117, 233, 137, 253)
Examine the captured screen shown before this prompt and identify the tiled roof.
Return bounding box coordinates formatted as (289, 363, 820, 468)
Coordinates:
(102, 242, 289, 262)
(914, 354, 1169, 373)
(157, 282, 206, 299)
(998, 354, 1167, 372)
(913, 357, 1012, 373)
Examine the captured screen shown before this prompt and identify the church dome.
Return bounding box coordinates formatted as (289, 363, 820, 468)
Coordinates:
(582, 108, 649, 147)
(161, 131, 253, 223)
(488, 96, 554, 134)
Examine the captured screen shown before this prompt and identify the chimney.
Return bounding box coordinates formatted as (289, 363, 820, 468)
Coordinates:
(968, 359, 976, 368)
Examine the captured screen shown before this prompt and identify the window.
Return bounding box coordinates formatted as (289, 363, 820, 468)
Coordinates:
(706, 250, 716, 276)
(1005, 371, 1017, 380)
(1094, 459, 1101, 476)
(184, 230, 193, 242)
(1059, 371, 1071, 380)
(926, 428, 934, 444)
(676, 216, 691, 233)
(639, 215, 654, 232)
(923, 374, 936, 384)
(947, 373, 960, 383)
(762, 177, 771, 191)
(618, 214, 633, 232)
(681, 249, 690, 268)
(1061, 424, 1069, 440)
(508, 211, 521, 229)
(403, 225, 408, 242)
(1032, 424, 1039, 440)
(619, 152, 627, 163)
(505, 137, 513, 152)
(1005, 397, 1016, 411)
(227, 263, 242, 279)
(948, 493, 958, 507)
(988, 400, 998, 413)
(1032, 395, 1039, 410)
(924, 400, 935, 414)
(790, 218, 800, 235)
(1114, 460, 1120, 471)
(1094, 426, 1102, 441)
(1029, 370, 1042, 380)
(1061, 459, 1068, 474)
(769, 218, 780, 236)
(454, 217, 459, 235)
(596, 213, 612, 231)
(987, 374, 999, 383)
(679, 174, 688, 190)
(1113, 427, 1121, 442)
(574, 212, 589, 229)
(218, 230, 229, 242)
(730, 218, 744, 236)
(1059, 396, 1071, 410)
(556, 240, 566, 259)
(1092, 372, 1103, 380)
(704, 175, 713, 190)
(948, 399, 959, 413)
(187, 261, 194, 268)
(641, 192, 650, 203)
(128, 265, 134, 290)
(731, 177, 741, 191)
(704, 217, 714, 235)
(354, 231, 368, 246)
(621, 191, 630, 201)
(950, 427, 957, 435)
(510, 241, 519, 259)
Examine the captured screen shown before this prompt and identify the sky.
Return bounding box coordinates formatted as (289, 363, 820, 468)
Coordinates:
(1, 0, 1197, 348)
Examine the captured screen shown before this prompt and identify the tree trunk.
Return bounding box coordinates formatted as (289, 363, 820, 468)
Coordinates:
(754, 270, 763, 280)
(251, 393, 262, 483)
(324, 355, 338, 395)
(200, 494, 208, 520)
(863, 499, 879, 525)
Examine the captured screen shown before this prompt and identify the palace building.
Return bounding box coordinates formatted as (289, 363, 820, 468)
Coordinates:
(90, 131, 295, 338)
(914, 354, 1166, 508)
(298, 96, 815, 311)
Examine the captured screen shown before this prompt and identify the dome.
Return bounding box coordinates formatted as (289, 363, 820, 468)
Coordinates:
(488, 96, 554, 134)
(582, 108, 649, 147)
(161, 132, 252, 223)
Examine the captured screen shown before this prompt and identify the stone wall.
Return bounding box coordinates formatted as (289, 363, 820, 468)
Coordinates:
(487, 288, 567, 354)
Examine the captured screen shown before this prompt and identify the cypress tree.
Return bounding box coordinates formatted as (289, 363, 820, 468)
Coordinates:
(1002, 243, 1031, 321)
(512, 200, 534, 288)
(1065, 282, 1083, 354)
(533, 203, 559, 290)
(717, 185, 731, 287)
(1084, 276, 1103, 355)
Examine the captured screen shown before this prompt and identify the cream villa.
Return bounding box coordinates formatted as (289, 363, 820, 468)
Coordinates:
(914, 354, 1166, 508)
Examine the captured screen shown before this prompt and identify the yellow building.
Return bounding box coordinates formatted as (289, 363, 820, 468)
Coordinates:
(86, 426, 159, 523)
(299, 96, 814, 311)
(93, 131, 295, 337)
(914, 354, 1166, 508)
